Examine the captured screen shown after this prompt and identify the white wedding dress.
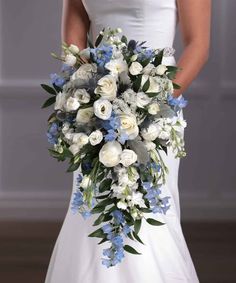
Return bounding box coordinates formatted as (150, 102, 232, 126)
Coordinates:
(45, 0, 199, 282)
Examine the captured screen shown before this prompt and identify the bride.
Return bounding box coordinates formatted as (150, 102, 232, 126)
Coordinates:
(45, 0, 211, 282)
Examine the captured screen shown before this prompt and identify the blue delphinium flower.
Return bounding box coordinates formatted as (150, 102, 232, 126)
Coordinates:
(111, 210, 125, 225)
(47, 122, 58, 145)
(71, 190, 84, 214)
(122, 224, 131, 236)
(91, 45, 113, 67)
(61, 63, 75, 76)
(118, 131, 129, 145)
(167, 94, 188, 110)
(50, 73, 66, 88)
(102, 112, 120, 131)
(104, 129, 117, 142)
(102, 223, 113, 234)
(81, 210, 92, 219)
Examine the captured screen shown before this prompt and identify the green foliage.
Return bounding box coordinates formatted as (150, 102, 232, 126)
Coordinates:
(41, 96, 56, 109)
(124, 245, 141, 255)
(146, 218, 165, 226)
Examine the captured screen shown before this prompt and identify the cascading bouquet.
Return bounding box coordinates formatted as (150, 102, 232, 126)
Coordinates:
(41, 27, 188, 268)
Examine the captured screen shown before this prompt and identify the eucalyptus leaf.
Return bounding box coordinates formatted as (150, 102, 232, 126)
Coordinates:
(41, 84, 57, 95)
(134, 218, 142, 235)
(88, 227, 105, 238)
(41, 96, 56, 109)
(132, 231, 145, 245)
(124, 245, 142, 255)
(93, 213, 105, 226)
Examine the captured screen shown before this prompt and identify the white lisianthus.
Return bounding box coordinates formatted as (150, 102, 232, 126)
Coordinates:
(143, 141, 156, 151)
(80, 175, 92, 189)
(136, 92, 152, 108)
(72, 133, 89, 147)
(119, 113, 139, 140)
(105, 58, 128, 77)
(129, 61, 143, 76)
(117, 200, 128, 210)
(55, 92, 67, 111)
(148, 102, 160, 115)
(76, 107, 94, 124)
(71, 63, 97, 81)
(141, 124, 160, 141)
(120, 149, 137, 167)
(68, 44, 80, 55)
(143, 63, 155, 75)
(95, 75, 117, 101)
(69, 144, 80, 156)
(93, 98, 112, 120)
(74, 89, 90, 104)
(99, 141, 122, 167)
(89, 130, 103, 145)
(65, 97, 80, 112)
(128, 191, 145, 207)
(65, 54, 77, 66)
(155, 64, 168, 75)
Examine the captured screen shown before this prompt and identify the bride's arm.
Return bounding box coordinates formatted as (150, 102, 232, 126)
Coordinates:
(174, 0, 212, 97)
(62, 0, 90, 49)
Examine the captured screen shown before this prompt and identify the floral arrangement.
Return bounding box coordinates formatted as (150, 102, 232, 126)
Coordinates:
(41, 28, 188, 267)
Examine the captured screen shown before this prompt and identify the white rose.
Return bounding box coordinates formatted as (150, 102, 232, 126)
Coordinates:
(80, 175, 92, 189)
(119, 113, 139, 140)
(93, 98, 112, 120)
(105, 58, 128, 77)
(76, 107, 94, 124)
(117, 200, 128, 210)
(129, 61, 143, 76)
(72, 133, 89, 147)
(155, 64, 168, 75)
(65, 54, 77, 66)
(54, 92, 67, 111)
(74, 89, 90, 104)
(136, 92, 152, 108)
(120, 149, 137, 167)
(65, 97, 80, 112)
(99, 141, 122, 167)
(89, 130, 103, 145)
(68, 44, 80, 55)
(69, 144, 80, 155)
(95, 75, 117, 101)
(143, 141, 156, 151)
(143, 63, 155, 75)
(148, 102, 160, 115)
(71, 63, 97, 81)
(141, 124, 160, 141)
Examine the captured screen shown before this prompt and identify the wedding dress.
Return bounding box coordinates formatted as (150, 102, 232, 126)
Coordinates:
(45, 0, 199, 282)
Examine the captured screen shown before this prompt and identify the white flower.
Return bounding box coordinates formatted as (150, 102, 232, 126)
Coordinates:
(68, 44, 80, 55)
(143, 63, 155, 75)
(128, 191, 145, 207)
(143, 141, 156, 151)
(117, 200, 128, 210)
(54, 92, 67, 111)
(122, 89, 136, 105)
(74, 89, 90, 104)
(130, 54, 138, 62)
(120, 149, 137, 167)
(93, 98, 112, 120)
(141, 75, 161, 93)
(80, 175, 92, 189)
(72, 133, 89, 147)
(69, 144, 80, 155)
(89, 130, 103, 145)
(105, 58, 128, 77)
(71, 63, 97, 81)
(119, 71, 131, 85)
(129, 61, 143, 76)
(65, 54, 77, 66)
(99, 141, 122, 167)
(136, 92, 152, 108)
(62, 122, 71, 134)
(95, 75, 117, 101)
(155, 64, 168, 75)
(119, 113, 139, 140)
(141, 124, 160, 141)
(79, 48, 90, 59)
(76, 107, 94, 124)
(65, 97, 80, 112)
(112, 184, 126, 198)
(148, 102, 160, 115)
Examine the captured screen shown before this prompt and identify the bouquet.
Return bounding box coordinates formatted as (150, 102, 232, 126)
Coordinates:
(41, 28, 188, 267)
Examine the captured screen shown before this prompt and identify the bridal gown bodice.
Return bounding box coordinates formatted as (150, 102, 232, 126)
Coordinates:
(45, 1, 200, 283)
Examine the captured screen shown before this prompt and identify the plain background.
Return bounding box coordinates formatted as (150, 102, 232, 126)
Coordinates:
(0, 0, 235, 223)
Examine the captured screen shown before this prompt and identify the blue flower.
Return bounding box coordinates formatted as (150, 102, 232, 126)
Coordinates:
(111, 210, 125, 225)
(117, 132, 129, 145)
(50, 73, 66, 87)
(167, 95, 188, 109)
(71, 191, 84, 213)
(103, 248, 113, 258)
(102, 223, 113, 234)
(111, 235, 124, 248)
(104, 129, 117, 142)
(47, 123, 58, 145)
(81, 211, 92, 219)
(102, 259, 112, 268)
(122, 224, 131, 236)
(61, 63, 75, 75)
(91, 45, 113, 66)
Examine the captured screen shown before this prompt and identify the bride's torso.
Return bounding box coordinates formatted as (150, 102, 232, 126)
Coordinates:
(82, 0, 178, 50)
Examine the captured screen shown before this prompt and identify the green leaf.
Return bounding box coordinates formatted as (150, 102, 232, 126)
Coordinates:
(98, 237, 108, 245)
(127, 232, 134, 241)
(41, 84, 57, 95)
(121, 35, 128, 45)
(96, 171, 106, 182)
(146, 218, 165, 226)
(142, 78, 150, 92)
(139, 207, 151, 213)
(99, 179, 112, 193)
(146, 92, 160, 98)
(88, 227, 105, 238)
(41, 96, 56, 109)
(124, 245, 142, 255)
(90, 206, 105, 214)
(53, 83, 62, 93)
(87, 34, 94, 48)
(133, 75, 142, 92)
(173, 82, 181, 90)
(47, 112, 56, 123)
(67, 162, 80, 172)
(93, 213, 105, 226)
(95, 29, 104, 47)
(153, 49, 164, 67)
(132, 231, 145, 245)
(166, 66, 178, 72)
(95, 193, 110, 200)
(63, 147, 74, 158)
(134, 218, 142, 235)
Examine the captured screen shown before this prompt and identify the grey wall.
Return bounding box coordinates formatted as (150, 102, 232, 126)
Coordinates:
(0, 0, 235, 221)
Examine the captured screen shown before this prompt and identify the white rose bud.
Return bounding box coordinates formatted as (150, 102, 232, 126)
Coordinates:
(93, 98, 112, 120)
(129, 61, 143, 76)
(99, 141, 122, 167)
(74, 89, 90, 104)
(155, 64, 168, 76)
(89, 130, 103, 145)
(148, 102, 160, 115)
(76, 107, 94, 124)
(54, 92, 67, 111)
(65, 97, 80, 112)
(65, 54, 77, 66)
(80, 175, 92, 189)
(68, 44, 80, 55)
(95, 75, 118, 101)
(120, 149, 137, 167)
(141, 124, 160, 141)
